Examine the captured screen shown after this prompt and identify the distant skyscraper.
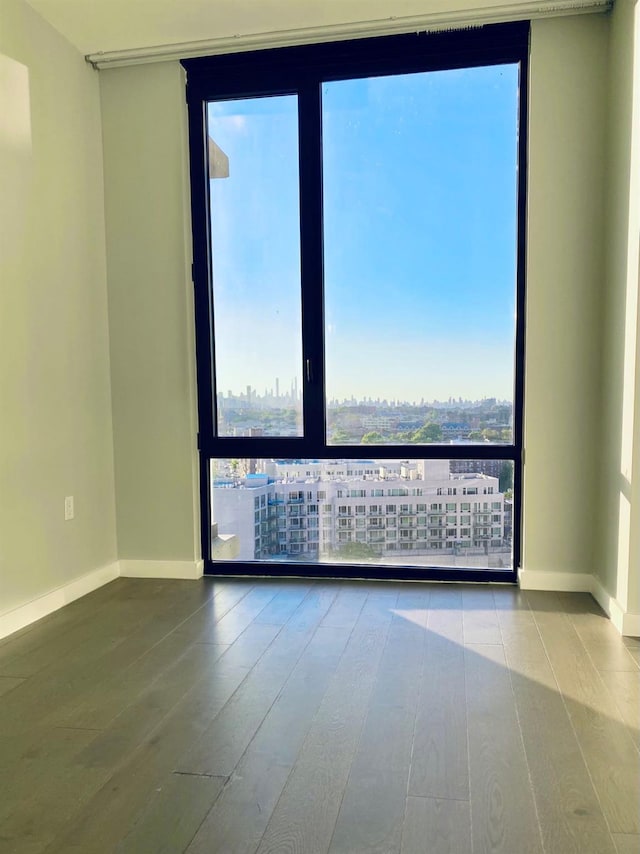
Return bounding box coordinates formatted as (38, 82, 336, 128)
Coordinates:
(275, 377, 280, 398)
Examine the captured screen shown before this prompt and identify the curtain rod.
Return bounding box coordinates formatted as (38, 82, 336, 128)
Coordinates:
(86, 0, 612, 69)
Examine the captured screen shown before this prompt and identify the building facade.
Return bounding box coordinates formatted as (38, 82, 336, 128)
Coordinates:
(211, 460, 506, 563)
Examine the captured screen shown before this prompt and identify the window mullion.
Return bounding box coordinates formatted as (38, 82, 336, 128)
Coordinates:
(298, 81, 326, 451)
(186, 95, 217, 444)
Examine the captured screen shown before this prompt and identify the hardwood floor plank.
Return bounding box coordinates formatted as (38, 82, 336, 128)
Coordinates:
(0, 579, 173, 679)
(598, 670, 640, 751)
(401, 796, 472, 854)
(0, 727, 105, 853)
(255, 588, 398, 854)
(462, 587, 501, 645)
(395, 583, 431, 611)
(497, 602, 617, 853)
(73, 640, 236, 774)
(253, 583, 313, 625)
(328, 608, 426, 854)
(176, 586, 337, 777)
(209, 622, 280, 668)
(175, 584, 274, 645)
(625, 647, 640, 667)
(45, 663, 258, 851)
(320, 583, 368, 629)
(0, 581, 209, 738)
(0, 578, 127, 672)
(409, 587, 468, 801)
(186, 624, 352, 854)
(526, 591, 640, 834)
(613, 833, 640, 854)
(557, 596, 640, 672)
(55, 582, 219, 729)
(116, 772, 226, 854)
(465, 642, 544, 854)
(0, 628, 146, 737)
(0, 676, 24, 698)
(44, 587, 320, 853)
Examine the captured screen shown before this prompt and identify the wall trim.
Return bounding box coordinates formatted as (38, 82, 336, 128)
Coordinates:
(518, 569, 593, 592)
(519, 569, 640, 636)
(621, 612, 640, 637)
(0, 561, 120, 642)
(86, 0, 612, 68)
(119, 559, 203, 580)
(590, 576, 640, 637)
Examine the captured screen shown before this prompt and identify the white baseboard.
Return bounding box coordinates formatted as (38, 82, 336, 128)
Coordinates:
(0, 561, 120, 642)
(519, 569, 639, 637)
(590, 576, 640, 637)
(621, 612, 640, 637)
(518, 569, 593, 592)
(119, 560, 203, 580)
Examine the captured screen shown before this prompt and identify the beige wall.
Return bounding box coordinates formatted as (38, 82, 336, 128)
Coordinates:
(0, 0, 117, 614)
(98, 14, 612, 580)
(598, 0, 640, 615)
(524, 14, 608, 577)
(100, 63, 199, 562)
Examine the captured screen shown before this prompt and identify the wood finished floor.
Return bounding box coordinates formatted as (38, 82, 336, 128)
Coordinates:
(0, 578, 638, 854)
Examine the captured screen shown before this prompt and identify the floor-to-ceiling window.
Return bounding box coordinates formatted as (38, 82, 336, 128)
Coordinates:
(183, 22, 528, 580)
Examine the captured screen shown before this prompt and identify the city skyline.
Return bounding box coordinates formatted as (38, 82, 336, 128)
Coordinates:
(216, 380, 513, 408)
(207, 62, 519, 403)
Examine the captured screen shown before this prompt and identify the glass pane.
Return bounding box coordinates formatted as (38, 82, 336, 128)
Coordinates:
(322, 66, 519, 445)
(207, 96, 303, 437)
(210, 458, 513, 570)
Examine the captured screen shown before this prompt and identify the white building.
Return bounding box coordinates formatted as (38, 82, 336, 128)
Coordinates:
(212, 460, 506, 563)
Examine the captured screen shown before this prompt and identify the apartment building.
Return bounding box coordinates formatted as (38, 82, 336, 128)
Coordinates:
(213, 461, 506, 562)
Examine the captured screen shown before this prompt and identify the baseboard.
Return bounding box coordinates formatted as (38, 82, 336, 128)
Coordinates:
(621, 612, 640, 637)
(518, 569, 593, 592)
(590, 576, 640, 637)
(0, 561, 120, 642)
(519, 569, 639, 637)
(119, 560, 203, 580)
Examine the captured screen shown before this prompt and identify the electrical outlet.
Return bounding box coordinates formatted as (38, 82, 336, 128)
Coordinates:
(64, 496, 74, 521)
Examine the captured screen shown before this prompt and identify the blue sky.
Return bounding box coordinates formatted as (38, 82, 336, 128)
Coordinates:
(207, 62, 519, 404)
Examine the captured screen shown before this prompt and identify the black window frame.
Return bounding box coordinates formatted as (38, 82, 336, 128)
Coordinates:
(182, 21, 529, 583)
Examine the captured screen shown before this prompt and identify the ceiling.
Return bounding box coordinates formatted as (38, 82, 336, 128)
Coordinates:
(24, 0, 611, 61)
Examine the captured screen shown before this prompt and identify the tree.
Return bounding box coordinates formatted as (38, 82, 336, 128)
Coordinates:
(335, 541, 379, 561)
(330, 428, 352, 444)
(482, 428, 501, 442)
(411, 422, 443, 443)
(361, 431, 385, 444)
(499, 461, 513, 492)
